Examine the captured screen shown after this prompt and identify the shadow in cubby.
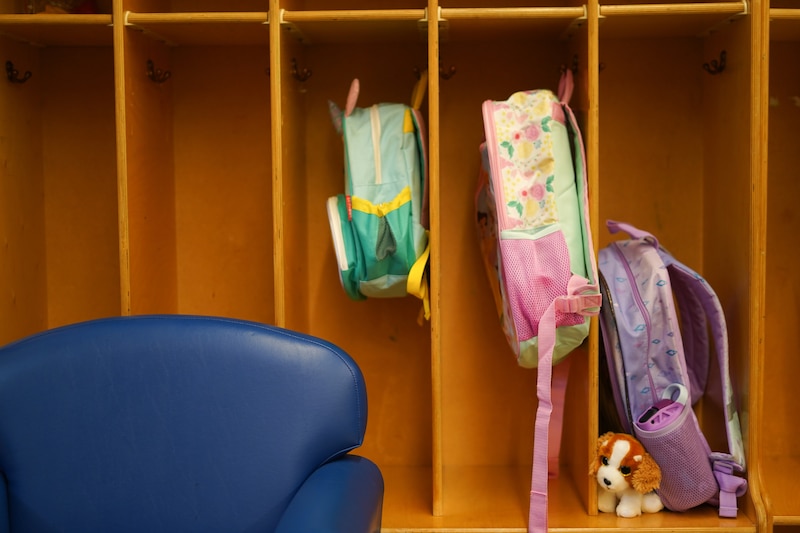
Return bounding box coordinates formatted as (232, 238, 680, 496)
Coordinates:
(0, 35, 119, 343)
(121, 27, 273, 323)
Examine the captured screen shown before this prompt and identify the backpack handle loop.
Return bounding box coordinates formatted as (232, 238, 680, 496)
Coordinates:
(344, 78, 360, 117)
(410, 69, 428, 110)
(606, 219, 660, 249)
(557, 68, 574, 105)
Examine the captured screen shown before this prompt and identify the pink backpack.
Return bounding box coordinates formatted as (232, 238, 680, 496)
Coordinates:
(476, 70, 600, 533)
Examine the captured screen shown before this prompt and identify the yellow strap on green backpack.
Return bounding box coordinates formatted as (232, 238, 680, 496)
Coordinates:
(411, 70, 428, 110)
(406, 72, 430, 323)
(407, 231, 431, 323)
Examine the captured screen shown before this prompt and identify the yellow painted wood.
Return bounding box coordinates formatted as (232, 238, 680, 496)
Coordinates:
(269, 0, 285, 328)
(124, 11, 268, 46)
(600, 2, 746, 16)
(746, 2, 768, 532)
(113, 0, 131, 315)
(598, 1, 747, 38)
(282, 9, 425, 21)
(440, 6, 585, 18)
(427, 0, 443, 517)
(0, 14, 112, 45)
(580, 0, 600, 515)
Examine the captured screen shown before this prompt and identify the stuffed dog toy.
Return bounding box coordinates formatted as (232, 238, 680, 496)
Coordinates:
(589, 432, 664, 517)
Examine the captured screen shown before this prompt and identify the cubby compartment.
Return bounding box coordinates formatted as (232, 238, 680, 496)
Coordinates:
(436, 6, 593, 530)
(595, 2, 758, 530)
(273, 7, 435, 530)
(118, 5, 273, 322)
(763, 5, 800, 531)
(0, 29, 119, 344)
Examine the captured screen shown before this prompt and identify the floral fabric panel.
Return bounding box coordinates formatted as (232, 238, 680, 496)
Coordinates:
(489, 91, 562, 230)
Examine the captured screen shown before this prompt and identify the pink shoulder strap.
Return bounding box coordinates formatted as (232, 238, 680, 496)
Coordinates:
(528, 303, 558, 533)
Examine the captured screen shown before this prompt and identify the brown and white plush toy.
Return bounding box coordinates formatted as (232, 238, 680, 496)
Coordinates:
(589, 431, 664, 518)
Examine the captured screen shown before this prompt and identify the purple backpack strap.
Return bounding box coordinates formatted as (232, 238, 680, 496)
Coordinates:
(659, 252, 748, 518)
(669, 274, 710, 403)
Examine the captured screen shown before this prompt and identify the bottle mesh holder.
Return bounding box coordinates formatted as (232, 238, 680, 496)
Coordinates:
(635, 404, 717, 512)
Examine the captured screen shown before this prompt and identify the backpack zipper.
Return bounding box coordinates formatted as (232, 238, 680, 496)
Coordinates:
(611, 242, 659, 406)
(599, 271, 636, 431)
(481, 102, 508, 230)
(370, 105, 382, 185)
(327, 197, 350, 273)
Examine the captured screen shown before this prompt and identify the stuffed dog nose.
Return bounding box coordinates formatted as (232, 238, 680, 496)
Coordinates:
(603, 478, 611, 486)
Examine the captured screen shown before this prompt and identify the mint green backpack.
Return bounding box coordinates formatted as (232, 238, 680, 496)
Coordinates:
(326, 72, 430, 319)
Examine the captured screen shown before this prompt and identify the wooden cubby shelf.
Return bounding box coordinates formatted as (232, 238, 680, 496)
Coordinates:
(763, 4, 800, 532)
(0, 0, 793, 532)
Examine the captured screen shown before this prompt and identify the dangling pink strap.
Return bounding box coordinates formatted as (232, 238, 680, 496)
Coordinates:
(548, 358, 570, 479)
(528, 301, 558, 533)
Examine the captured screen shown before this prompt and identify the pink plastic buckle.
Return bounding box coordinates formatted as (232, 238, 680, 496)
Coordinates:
(555, 294, 601, 315)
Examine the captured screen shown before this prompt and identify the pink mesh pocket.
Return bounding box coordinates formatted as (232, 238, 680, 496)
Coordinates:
(499, 229, 584, 341)
(636, 404, 717, 511)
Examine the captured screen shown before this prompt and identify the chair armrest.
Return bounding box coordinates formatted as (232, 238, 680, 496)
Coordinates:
(275, 454, 383, 533)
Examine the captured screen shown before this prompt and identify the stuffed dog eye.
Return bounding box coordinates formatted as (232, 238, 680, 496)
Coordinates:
(601, 456, 609, 466)
(620, 466, 631, 476)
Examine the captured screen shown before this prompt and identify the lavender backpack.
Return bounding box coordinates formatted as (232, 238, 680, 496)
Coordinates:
(598, 220, 747, 518)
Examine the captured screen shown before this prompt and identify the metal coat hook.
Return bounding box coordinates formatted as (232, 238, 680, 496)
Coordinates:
(439, 59, 456, 80)
(291, 58, 311, 82)
(414, 59, 456, 80)
(6, 61, 32, 83)
(562, 55, 579, 74)
(703, 50, 726, 75)
(146, 60, 171, 83)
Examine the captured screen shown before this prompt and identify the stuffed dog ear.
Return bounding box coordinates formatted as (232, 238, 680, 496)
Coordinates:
(596, 431, 615, 453)
(630, 451, 662, 494)
(588, 455, 601, 477)
(588, 432, 616, 477)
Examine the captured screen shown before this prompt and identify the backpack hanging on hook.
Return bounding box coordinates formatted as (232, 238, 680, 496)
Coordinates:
(327, 72, 431, 320)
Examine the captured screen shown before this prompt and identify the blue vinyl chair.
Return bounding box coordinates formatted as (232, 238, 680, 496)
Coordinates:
(0, 315, 383, 533)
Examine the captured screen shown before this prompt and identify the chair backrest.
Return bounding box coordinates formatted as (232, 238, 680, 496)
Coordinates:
(0, 315, 368, 533)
